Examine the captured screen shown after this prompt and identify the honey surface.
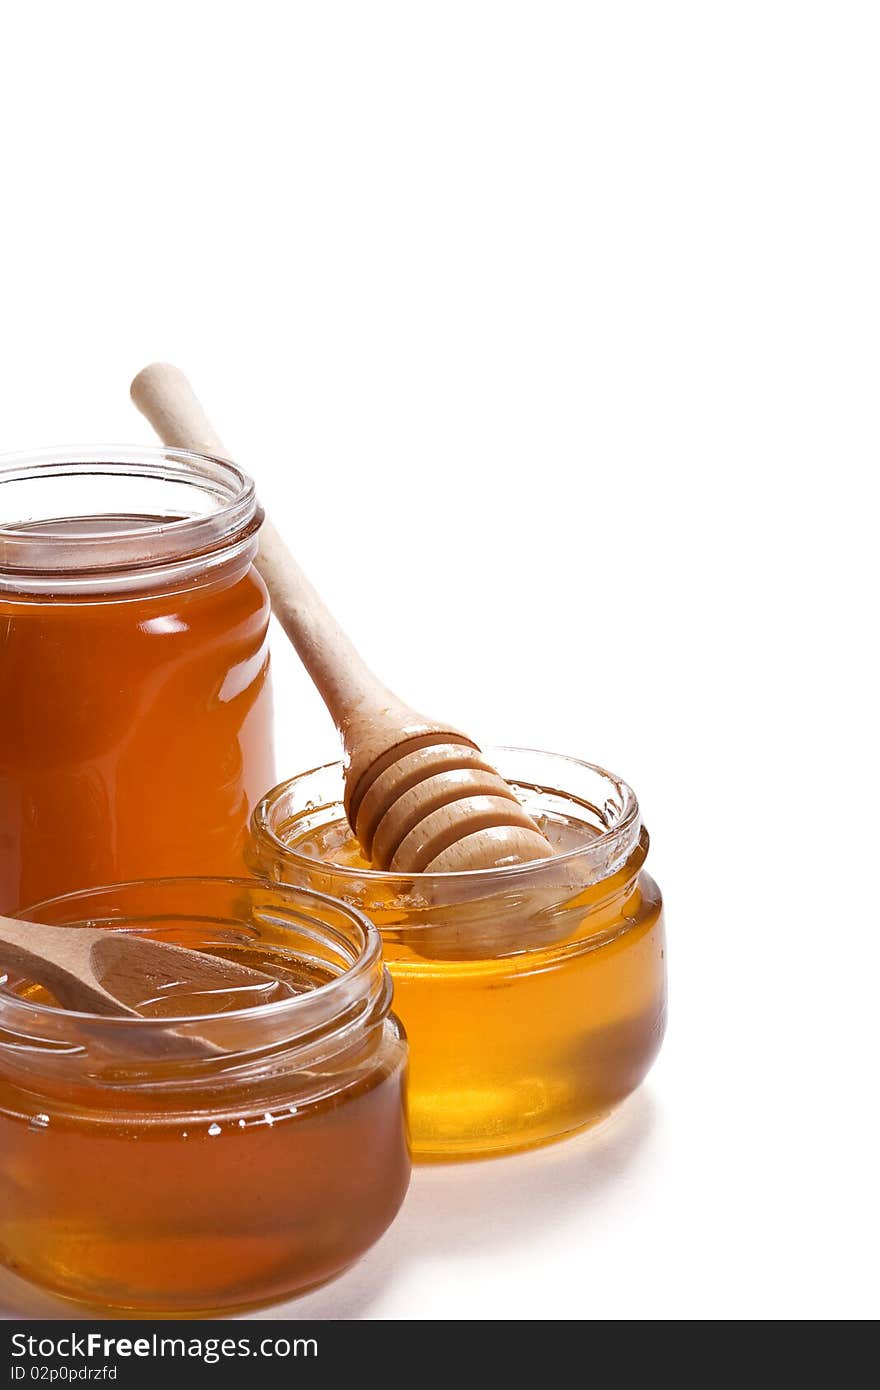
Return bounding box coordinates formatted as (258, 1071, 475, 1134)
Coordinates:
(0, 556, 274, 913)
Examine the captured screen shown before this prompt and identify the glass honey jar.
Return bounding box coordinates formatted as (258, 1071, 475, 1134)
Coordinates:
(0, 877, 410, 1312)
(0, 447, 275, 914)
(251, 748, 667, 1160)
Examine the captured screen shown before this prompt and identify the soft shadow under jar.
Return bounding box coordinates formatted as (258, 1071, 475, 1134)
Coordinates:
(251, 748, 667, 1161)
(0, 878, 409, 1313)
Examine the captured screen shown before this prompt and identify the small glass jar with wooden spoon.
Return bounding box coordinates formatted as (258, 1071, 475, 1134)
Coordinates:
(0, 877, 409, 1312)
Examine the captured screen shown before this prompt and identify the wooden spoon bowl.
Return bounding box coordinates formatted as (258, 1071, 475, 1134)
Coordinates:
(0, 912, 281, 1055)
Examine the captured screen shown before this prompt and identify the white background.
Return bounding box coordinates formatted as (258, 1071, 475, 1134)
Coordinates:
(0, 2, 877, 1321)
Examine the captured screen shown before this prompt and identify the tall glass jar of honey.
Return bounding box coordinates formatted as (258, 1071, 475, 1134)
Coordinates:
(0, 447, 275, 912)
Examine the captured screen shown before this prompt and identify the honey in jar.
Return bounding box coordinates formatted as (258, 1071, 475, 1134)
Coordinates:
(0, 448, 275, 913)
(0, 878, 409, 1312)
(251, 747, 667, 1160)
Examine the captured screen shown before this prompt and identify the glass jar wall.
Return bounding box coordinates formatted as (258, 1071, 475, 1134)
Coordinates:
(0, 878, 410, 1312)
(252, 749, 667, 1160)
(0, 448, 275, 912)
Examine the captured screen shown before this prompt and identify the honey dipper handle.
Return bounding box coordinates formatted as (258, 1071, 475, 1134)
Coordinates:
(130, 364, 409, 739)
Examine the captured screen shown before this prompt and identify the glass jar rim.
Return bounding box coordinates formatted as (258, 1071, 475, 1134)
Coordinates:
(0, 876, 384, 1033)
(0, 446, 261, 591)
(252, 746, 642, 890)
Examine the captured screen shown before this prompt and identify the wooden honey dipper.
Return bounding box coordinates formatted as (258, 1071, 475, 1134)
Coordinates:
(131, 364, 554, 874)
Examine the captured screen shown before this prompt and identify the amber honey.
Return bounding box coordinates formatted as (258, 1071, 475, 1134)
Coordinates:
(0, 449, 275, 914)
(0, 879, 409, 1312)
(252, 748, 667, 1159)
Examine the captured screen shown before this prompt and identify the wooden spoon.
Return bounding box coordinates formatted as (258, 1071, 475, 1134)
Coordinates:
(0, 912, 279, 1019)
(131, 363, 555, 875)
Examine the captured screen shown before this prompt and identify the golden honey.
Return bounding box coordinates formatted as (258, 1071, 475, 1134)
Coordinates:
(0, 448, 275, 914)
(0, 879, 409, 1312)
(251, 748, 666, 1160)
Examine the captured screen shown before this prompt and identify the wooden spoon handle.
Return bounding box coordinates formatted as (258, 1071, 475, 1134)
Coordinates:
(130, 363, 394, 733)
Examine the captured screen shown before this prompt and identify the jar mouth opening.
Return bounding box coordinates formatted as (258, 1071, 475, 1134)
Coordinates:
(0, 876, 383, 1032)
(253, 746, 642, 889)
(0, 446, 261, 592)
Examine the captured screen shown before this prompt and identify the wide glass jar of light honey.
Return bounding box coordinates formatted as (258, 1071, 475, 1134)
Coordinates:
(0, 877, 409, 1312)
(252, 748, 667, 1160)
(0, 448, 275, 914)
